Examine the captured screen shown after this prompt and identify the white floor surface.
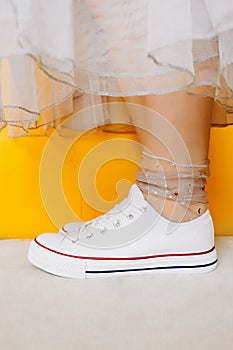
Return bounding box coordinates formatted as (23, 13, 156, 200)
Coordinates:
(0, 237, 233, 350)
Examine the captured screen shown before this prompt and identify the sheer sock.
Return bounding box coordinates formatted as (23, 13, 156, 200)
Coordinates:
(136, 151, 209, 222)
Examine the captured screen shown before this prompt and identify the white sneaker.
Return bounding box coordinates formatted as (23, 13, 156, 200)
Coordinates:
(28, 185, 217, 278)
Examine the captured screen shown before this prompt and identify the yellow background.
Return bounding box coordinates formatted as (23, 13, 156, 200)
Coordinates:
(0, 124, 233, 239)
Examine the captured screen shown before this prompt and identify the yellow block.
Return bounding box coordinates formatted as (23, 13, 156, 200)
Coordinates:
(207, 126, 233, 235)
(0, 125, 233, 238)
(0, 128, 57, 238)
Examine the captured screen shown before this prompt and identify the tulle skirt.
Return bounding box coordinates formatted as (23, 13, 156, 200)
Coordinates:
(0, 0, 233, 136)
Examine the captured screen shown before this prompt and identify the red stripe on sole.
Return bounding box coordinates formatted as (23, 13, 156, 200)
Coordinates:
(34, 237, 215, 261)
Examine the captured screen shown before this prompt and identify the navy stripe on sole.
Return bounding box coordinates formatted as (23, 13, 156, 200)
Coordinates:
(86, 259, 218, 274)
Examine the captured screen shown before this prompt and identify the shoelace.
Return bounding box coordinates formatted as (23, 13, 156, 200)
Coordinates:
(71, 200, 147, 242)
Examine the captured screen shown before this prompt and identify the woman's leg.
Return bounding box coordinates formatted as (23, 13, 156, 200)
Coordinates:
(28, 91, 217, 277)
(125, 91, 213, 222)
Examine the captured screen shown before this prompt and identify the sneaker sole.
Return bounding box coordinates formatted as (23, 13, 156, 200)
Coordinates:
(28, 239, 218, 279)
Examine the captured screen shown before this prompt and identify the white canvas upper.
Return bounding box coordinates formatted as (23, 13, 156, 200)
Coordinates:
(28, 185, 217, 278)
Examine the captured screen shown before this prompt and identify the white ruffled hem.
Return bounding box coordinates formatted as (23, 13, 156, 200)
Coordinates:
(0, 0, 233, 136)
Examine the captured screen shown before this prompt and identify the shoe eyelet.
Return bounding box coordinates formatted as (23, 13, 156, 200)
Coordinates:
(113, 220, 120, 228)
(86, 233, 94, 239)
(126, 213, 134, 220)
(140, 206, 147, 212)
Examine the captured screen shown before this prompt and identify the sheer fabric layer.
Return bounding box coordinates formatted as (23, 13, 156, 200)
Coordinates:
(0, 0, 233, 136)
(136, 151, 210, 222)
